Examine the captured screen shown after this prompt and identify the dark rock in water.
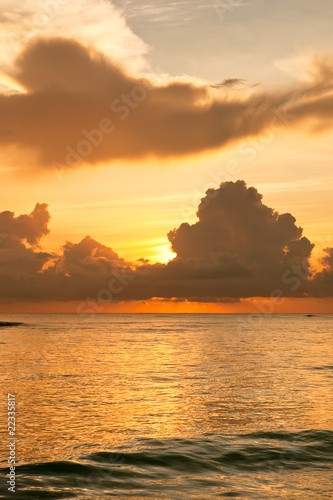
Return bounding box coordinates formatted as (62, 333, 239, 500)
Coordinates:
(0, 321, 23, 327)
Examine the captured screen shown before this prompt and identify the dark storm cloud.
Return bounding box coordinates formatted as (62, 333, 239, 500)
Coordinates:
(1, 38, 333, 169)
(0, 181, 332, 303)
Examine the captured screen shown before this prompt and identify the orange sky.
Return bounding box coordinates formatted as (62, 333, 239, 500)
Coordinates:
(1, 298, 333, 314)
(0, 0, 332, 312)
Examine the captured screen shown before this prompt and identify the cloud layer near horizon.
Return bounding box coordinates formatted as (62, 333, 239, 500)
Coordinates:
(0, 181, 332, 303)
(1, 38, 333, 170)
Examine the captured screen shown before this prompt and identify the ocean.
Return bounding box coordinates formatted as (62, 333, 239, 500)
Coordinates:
(0, 313, 332, 499)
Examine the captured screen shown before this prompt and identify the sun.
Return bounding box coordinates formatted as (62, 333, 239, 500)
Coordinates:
(153, 243, 177, 264)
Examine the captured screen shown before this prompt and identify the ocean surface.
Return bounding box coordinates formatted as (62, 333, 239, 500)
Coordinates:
(0, 313, 332, 499)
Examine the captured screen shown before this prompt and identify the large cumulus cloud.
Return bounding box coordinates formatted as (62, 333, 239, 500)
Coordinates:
(131, 181, 316, 300)
(0, 181, 332, 303)
(1, 38, 333, 169)
(168, 181, 311, 267)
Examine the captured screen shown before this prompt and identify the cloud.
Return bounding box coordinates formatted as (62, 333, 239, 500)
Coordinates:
(0, 220, 131, 301)
(0, 202, 50, 246)
(310, 248, 333, 297)
(0, 181, 332, 303)
(0, 0, 147, 76)
(0, 203, 51, 300)
(210, 78, 248, 89)
(168, 180, 313, 266)
(131, 180, 315, 300)
(37, 236, 132, 302)
(1, 38, 333, 171)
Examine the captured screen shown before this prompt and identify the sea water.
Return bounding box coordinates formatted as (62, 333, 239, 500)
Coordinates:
(0, 313, 332, 499)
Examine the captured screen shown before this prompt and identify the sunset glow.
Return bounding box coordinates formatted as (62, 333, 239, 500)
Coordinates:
(1, 4, 333, 500)
(0, 0, 332, 313)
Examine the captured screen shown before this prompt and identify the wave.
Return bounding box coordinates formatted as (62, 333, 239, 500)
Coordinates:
(1, 431, 332, 499)
(85, 430, 333, 472)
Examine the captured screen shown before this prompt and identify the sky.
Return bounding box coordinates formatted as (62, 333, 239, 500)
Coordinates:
(0, 0, 332, 313)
